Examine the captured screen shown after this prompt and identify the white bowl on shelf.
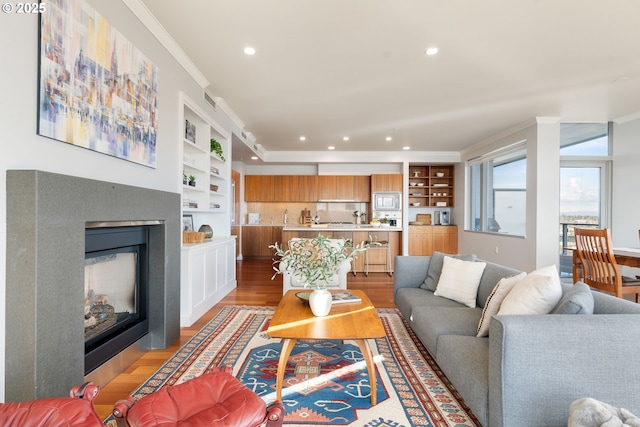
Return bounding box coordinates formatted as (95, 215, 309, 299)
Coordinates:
(409, 182, 417, 186)
(436, 172, 445, 177)
(411, 202, 421, 207)
(417, 183, 424, 186)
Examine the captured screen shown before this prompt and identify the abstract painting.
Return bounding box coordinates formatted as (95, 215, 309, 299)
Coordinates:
(38, 0, 159, 168)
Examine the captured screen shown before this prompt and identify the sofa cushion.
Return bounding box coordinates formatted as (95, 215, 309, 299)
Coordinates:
(476, 272, 527, 337)
(475, 261, 524, 308)
(497, 265, 562, 315)
(434, 256, 487, 308)
(394, 288, 466, 321)
(410, 306, 482, 356)
(552, 282, 594, 314)
(420, 251, 476, 291)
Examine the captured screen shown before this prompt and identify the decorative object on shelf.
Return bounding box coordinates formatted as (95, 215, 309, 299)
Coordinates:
(198, 224, 214, 238)
(188, 175, 196, 187)
(182, 230, 205, 243)
(37, 0, 159, 168)
(270, 234, 367, 317)
(182, 214, 194, 231)
(185, 120, 196, 143)
(413, 171, 420, 177)
(210, 184, 219, 192)
(210, 138, 225, 161)
(183, 171, 188, 185)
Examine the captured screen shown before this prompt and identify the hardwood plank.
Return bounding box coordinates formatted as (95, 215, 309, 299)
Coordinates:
(92, 259, 395, 419)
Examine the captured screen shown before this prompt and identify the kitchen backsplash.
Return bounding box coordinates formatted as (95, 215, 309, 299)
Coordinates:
(245, 202, 369, 225)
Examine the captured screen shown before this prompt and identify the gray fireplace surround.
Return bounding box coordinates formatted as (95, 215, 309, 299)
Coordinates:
(5, 170, 181, 401)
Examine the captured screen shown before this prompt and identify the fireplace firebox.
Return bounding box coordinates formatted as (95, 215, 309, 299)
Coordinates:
(84, 224, 150, 375)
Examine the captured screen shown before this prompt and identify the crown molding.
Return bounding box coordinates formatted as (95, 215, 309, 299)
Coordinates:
(122, 0, 209, 89)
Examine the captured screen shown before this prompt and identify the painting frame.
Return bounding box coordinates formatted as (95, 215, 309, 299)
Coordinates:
(182, 214, 194, 231)
(37, 0, 159, 168)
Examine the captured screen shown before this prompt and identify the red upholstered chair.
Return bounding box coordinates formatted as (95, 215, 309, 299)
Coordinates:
(0, 382, 103, 427)
(112, 367, 284, 427)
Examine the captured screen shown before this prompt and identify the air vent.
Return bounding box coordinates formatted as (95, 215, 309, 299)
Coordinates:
(241, 131, 247, 140)
(204, 92, 217, 109)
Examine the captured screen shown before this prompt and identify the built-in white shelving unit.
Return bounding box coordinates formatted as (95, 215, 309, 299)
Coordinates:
(180, 92, 231, 236)
(179, 92, 236, 326)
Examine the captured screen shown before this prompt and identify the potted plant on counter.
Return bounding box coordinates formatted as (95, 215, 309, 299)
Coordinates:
(270, 234, 367, 316)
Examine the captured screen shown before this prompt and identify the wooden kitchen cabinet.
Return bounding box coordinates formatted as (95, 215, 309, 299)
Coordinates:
(408, 225, 457, 256)
(244, 175, 275, 202)
(295, 176, 318, 202)
(354, 176, 371, 202)
(371, 174, 403, 192)
(242, 225, 283, 258)
(317, 175, 357, 200)
(246, 175, 368, 202)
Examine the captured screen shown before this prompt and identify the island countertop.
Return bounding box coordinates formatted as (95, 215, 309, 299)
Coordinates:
(283, 224, 403, 232)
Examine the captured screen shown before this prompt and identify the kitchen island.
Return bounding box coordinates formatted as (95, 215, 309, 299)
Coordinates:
(282, 225, 402, 274)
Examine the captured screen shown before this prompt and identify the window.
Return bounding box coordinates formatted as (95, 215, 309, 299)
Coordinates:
(467, 141, 527, 236)
(558, 122, 611, 277)
(559, 123, 610, 156)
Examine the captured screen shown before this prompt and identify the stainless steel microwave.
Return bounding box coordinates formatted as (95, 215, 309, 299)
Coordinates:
(373, 192, 401, 211)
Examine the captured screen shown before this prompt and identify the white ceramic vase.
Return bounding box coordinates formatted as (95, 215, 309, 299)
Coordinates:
(309, 288, 332, 317)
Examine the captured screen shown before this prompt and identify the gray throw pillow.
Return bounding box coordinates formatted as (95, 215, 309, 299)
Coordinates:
(420, 251, 476, 291)
(552, 282, 594, 314)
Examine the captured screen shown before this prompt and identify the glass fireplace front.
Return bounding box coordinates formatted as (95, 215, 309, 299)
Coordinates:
(84, 225, 149, 374)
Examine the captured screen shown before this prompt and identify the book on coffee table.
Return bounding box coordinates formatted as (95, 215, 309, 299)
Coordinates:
(331, 291, 362, 304)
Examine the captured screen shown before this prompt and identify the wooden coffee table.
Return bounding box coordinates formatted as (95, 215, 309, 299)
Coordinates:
(266, 289, 385, 405)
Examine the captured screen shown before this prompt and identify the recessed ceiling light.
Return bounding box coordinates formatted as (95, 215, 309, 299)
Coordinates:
(386, 136, 392, 141)
(299, 136, 306, 141)
(403, 146, 411, 150)
(244, 47, 256, 55)
(328, 146, 335, 150)
(343, 136, 349, 141)
(251, 156, 258, 160)
(425, 47, 439, 56)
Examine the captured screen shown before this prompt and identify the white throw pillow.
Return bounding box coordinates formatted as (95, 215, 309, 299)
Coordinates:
(434, 256, 487, 308)
(476, 272, 527, 337)
(497, 265, 562, 315)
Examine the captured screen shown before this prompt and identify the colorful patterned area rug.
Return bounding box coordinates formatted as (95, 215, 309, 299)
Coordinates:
(104, 306, 479, 427)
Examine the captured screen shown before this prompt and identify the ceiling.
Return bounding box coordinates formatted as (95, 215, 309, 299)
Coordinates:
(138, 0, 640, 163)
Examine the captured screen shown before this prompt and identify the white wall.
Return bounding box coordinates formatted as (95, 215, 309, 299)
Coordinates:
(611, 119, 640, 247)
(0, 0, 239, 400)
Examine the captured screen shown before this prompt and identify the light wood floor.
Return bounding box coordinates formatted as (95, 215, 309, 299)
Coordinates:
(93, 259, 396, 419)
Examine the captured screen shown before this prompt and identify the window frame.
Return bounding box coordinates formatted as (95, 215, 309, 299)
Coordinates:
(465, 140, 527, 236)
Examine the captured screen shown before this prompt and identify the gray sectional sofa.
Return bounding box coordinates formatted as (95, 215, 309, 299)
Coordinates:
(394, 254, 640, 427)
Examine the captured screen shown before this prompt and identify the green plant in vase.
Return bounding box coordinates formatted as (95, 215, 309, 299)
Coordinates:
(270, 234, 367, 316)
(210, 138, 225, 161)
(188, 175, 196, 187)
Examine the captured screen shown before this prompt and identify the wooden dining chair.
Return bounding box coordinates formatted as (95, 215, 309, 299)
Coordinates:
(574, 227, 640, 303)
